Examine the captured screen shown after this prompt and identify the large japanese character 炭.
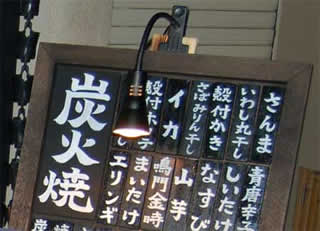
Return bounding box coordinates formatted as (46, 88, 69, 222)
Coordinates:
(54, 73, 110, 131)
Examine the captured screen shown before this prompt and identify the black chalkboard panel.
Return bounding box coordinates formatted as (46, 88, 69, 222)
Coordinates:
(10, 43, 312, 231)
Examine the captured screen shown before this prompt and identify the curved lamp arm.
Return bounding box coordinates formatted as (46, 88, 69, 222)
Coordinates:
(113, 12, 181, 139)
(135, 12, 179, 72)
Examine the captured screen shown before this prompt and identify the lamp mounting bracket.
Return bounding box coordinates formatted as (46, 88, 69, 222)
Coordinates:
(159, 5, 189, 53)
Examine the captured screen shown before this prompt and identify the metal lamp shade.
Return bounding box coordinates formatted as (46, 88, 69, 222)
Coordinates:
(113, 95, 150, 138)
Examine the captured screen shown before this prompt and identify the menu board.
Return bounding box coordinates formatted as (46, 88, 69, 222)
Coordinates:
(10, 44, 312, 231)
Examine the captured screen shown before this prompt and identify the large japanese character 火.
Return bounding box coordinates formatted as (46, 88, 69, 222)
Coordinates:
(52, 130, 99, 166)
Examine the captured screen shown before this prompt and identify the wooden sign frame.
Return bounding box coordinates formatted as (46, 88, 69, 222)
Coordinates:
(9, 43, 312, 230)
